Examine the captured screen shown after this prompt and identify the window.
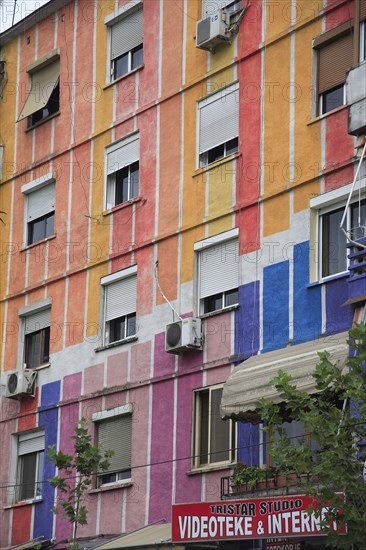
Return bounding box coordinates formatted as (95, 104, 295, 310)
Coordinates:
(361, 20, 366, 62)
(314, 23, 353, 115)
(105, 133, 139, 209)
(107, 4, 143, 81)
(17, 430, 45, 502)
(93, 406, 132, 486)
(195, 229, 239, 315)
(198, 82, 239, 167)
(101, 266, 137, 345)
(23, 308, 51, 368)
(202, 0, 241, 17)
(18, 52, 60, 127)
(193, 385, 236, 468)
(22, 178, 56, 246)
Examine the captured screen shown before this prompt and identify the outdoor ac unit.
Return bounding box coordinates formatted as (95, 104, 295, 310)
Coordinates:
(6, 369, 37, 399)
(165, 318, 202, 354)
(196, 10, 230, 51)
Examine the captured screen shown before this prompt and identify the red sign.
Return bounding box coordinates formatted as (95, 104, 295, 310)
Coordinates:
(172, 495, 346, 542)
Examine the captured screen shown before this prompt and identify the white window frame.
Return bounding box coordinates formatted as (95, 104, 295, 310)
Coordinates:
(104, 132, 140, 210)
(16, 429, 45, 503)
(92, 404, 133, 487)
(21, 173, 56, 246)
(310, 180, 366, 281)
(194, 228, 239, 315)
(360, 20, 366, 62)
(100, 265, 137, 346)
(18, 299, 52, 370)
(193, 384, 236, 470)
(105, 0, 143, 84)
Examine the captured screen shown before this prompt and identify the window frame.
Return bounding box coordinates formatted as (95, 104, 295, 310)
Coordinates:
(318, 83, 346, 116)
(193, 384, 236, 470)
(360, 20, 366, 62)
(16, 429, 45, 503)
(18, 300, 52, 370)
(22, 173, 56, 246)
(104, 133, 140, 210)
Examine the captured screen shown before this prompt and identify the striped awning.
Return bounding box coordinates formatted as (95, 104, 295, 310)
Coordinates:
(94, 524, 183, 550)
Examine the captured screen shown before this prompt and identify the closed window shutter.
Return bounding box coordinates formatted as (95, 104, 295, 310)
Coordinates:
(18, 431, 45, 455)
(318, 31, 353, 93)
(110, 8, 143, 61)
(199, 238, 239, 299)
(24, 308, 51, 335)
(107, 135, 139, 175)
(27, 183, 55, 221)
(202, 0, 235, 16)
(105, 275, 137, 321)
(199, 84, 239, 154)
(98, 415, 132, 473)
(361, 0, 366, 21)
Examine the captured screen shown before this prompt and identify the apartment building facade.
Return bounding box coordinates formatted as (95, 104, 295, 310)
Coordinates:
(0, 0, 365, 547)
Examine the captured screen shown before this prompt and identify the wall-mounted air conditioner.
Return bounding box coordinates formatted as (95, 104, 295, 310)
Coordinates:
(196, 10, 230, 51)
(165, 318, 202, 354)
(6, 369, 37, 399)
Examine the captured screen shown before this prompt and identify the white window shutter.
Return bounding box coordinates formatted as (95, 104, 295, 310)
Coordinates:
(110, 8, 143, 61)
(105, 275, 137, 321)
(24, 308, 51, 335)
(107, 135, 139, 175)
(199, 238, 239, 299)
(27, 183, 55, 221)
(98, 415, 132, 473)
(18, 430, 45, 455)
(199, 84, 239, 155)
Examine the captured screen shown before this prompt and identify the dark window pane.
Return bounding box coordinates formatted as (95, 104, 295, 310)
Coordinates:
(321, 207, 347, 277)
(226, 137, 239, 156)
(19, 452, 37, 501)
(28, 218, 46, 245)
(114, 53, 129, 80)
(45, 212, 55, 238)
(207, 143, 225, 164)
(322, 85, 344, 114)
(99, 472, 117, 485)
(131, 45, 143, 70)
(225, 288, 238, 307)
(210, 388, 230, 463)
(224, 0, 242, 13)
(28, 82, 59, 127)
(351, 199, 366, 240)
(25, 327, 50, 368)
(203, 293, 223, 314)
(36, 451, 44, 497)
(114, 166, 129, 206)
(109, 316, 125, 343)
(199, 391, 209, 465)
(126, 313, 136, 337)
(130, 162, 139, 199)
(43, 327, 50, 363)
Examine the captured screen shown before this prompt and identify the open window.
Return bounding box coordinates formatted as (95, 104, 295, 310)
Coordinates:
(16, 430, 45, 502)
(22, 177, 56, 246)
(105, 133, 139, 209)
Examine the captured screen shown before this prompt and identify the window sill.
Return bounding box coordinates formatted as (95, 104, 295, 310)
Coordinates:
(307, 104, 348, 126)
(89, 480, 132, 494)
(20, 234, 56, 253)
(102, 196, 143, 217)
(25, 111, 60, 132)
(307, 271, 349, 287)
(103, 65, 144, 90)
(193, 151, 241, 178)
(187, 463, 235, 476)
(4, 498, 43, 510)
(29, 362, 51, 371)
(200, 304, 239, 319)
(95, 335, 138, 353)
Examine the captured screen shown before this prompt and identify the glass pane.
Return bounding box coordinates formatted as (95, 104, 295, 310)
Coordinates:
(114, 53, 129, 79)
(42, 327, 50, 363)
(276, 420, 305, 447)
(131, 45, 143, 70)
(321, 208, 347, 277)
(203, 293, 223, 314)
(18, 453, 37, 501)
(225, 288, 239, 307)
(25, 331, 42, 368)
(207, 143, 225, 164)
(322, 85, 344, 114)
(351, 199, 366, 240)
(109, 316, 125, 343)
(28, 217, 46, 245)
(210, 388, 230, 463)
(226, 137, 239, 155)
(130, 162, 139, 199)
(45, 212, 55, 238)
(36, 451, 44, 497)
(115, 167, 129, 205)
(126, 313, 136, 337)
(198, 391, 209, 465)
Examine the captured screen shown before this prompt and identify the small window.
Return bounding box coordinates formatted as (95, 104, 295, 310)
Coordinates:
(193, 385, 236, 468)
(101, 267, 137, 346)
(106, 134, 139, 209)
(361, 20, 366, 62)
(196, 232, 239, 315)
(96, 414, 132, 486)
(198, 83, 239, 167)
(24, 181, 56, 246)
(108, 6, 143, 81)
(23, 309, 51, 368)
(18, 56, 60, 127)
(17, 430, 45, 502)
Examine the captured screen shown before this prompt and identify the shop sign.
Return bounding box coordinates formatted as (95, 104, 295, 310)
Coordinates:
(266, 541, 302, 550)
(172, 494, 345, 543)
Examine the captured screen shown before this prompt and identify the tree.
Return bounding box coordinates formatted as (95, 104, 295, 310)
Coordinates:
(257, 323, 366, 549)
(48, 418, 113, 549)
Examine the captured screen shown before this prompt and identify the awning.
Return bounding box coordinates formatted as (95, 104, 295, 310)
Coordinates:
(18, 60, 60, 122)
(221, 332, 349, 422)
(94, 524, 183, 550)
(0, 539, 51, 550)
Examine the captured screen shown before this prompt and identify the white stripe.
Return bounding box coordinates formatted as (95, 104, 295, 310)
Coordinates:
(91, 1, 98, 134)
(62, 277, 69, 350)
(182, 0, 187, 86)
(66, 150, 73, 270)
(158, 0, 163, 98)
(145, 382, 153, 525)
(70, 0, 78, 144)
(154, 105, 160, 237)
(288, 192, 294, 341)
(289, 31, 295, 183)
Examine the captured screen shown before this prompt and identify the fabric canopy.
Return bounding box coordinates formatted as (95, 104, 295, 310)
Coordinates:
(94, 524, 179, 549)
(221, 332, 349, 422)
(18, 60, 59, 121)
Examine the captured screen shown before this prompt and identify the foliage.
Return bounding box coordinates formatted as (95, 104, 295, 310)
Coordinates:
(231, 462, 274, 489)
(256, 323, 366, 549)
(48, 418, 113, 548)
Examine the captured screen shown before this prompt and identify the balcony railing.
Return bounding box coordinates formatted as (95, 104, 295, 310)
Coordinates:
(347, 237, 366, 303)
(346, 62, 366, 136)
(220, 472, 314, 500)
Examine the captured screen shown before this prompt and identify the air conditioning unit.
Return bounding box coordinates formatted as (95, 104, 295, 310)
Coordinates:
(165, 318, 202, 354)
(6, 369, 37, 399)
(196, 10, 230, 51)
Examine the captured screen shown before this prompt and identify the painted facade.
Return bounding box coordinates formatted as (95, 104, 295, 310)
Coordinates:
(0, 0, 364, 546)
